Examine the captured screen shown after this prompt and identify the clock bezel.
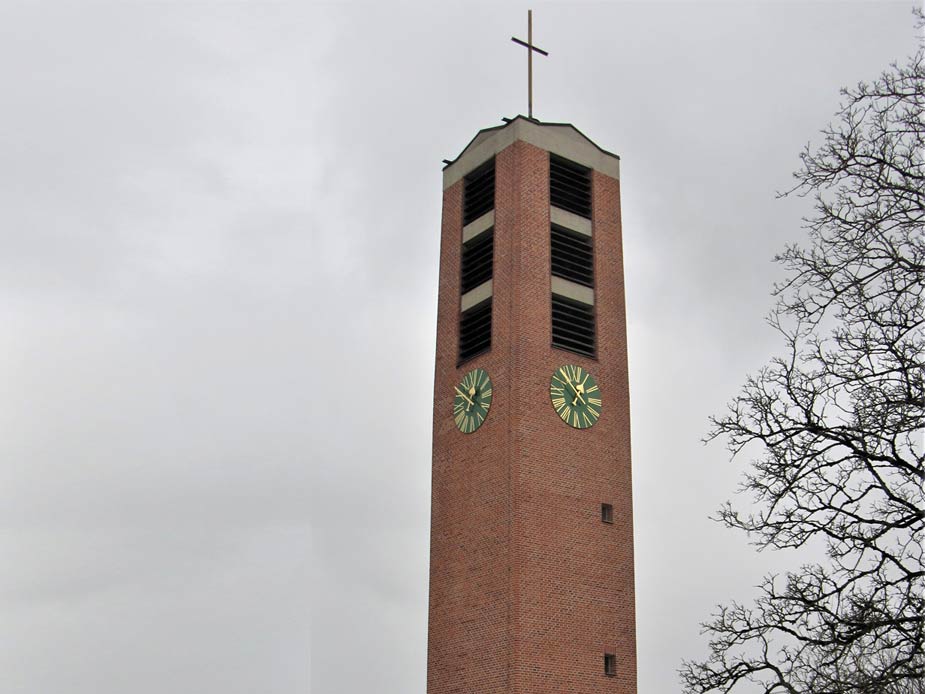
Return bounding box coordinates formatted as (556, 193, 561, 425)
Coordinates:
(550, 364, 601, 429)
(453, 367, 493, 434)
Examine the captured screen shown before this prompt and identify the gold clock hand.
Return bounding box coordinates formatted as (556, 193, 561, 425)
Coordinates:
(562, 373, 585, 406)
(467, 384, 478, 412)
(455, 386, 475, 407)
(574, 382, 587, 405)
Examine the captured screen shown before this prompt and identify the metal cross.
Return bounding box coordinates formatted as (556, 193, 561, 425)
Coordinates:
(511, 9, 548, 120)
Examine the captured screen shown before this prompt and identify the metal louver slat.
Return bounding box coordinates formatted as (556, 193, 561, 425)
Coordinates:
(550, 154, 592, 219)
(549, 170, 591, 196)
(461, 229, 494, 293)
(463, 158, 496, 226)
(459, 299, 492, 362)
(552, 294, 595, 357)
(551, 225, 593, 287)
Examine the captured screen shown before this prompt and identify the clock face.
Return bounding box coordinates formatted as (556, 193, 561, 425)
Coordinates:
(550, 364, 601, 429)
(453, 368, 492, 433)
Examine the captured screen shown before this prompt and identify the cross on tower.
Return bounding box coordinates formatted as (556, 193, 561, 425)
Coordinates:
(511, 9, 548, 120)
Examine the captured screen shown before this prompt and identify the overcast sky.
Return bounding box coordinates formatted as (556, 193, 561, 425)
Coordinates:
(0, 2, 918, 693)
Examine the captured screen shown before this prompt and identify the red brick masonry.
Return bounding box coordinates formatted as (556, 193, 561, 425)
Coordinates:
(428, 139, 636, 694)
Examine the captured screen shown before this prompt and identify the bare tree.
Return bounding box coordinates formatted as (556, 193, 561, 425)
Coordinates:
(681, 46, 924, 694)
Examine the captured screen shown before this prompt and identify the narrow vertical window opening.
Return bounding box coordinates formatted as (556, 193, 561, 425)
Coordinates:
(601, 503, 613, 524)
(551, 294, 596, 357)
(604, 653, 616, 676)
(459, 157, 495, 363)
(459, 299, 492, 363)
(550, 154, 592, 218)
(460, 229, 493, 293)
(463, 157, 495, 226)
(551, 224, 594, 287)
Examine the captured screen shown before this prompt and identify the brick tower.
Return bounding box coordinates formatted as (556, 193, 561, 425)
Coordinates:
(427, 116, 636, 694)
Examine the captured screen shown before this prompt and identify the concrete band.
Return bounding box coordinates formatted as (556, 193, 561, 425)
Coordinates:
(461, 279, 493, 312)
(551, 276, 594, 306)
(462, 210, 494, 243)
(444, 117, 620, 190)
(551, 206, 592, 237)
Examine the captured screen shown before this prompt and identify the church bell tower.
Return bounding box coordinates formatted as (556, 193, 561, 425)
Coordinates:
(427, 116, 637, 694)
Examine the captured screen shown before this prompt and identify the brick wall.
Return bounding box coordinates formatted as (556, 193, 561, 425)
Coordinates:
(428, 139, 636, 694)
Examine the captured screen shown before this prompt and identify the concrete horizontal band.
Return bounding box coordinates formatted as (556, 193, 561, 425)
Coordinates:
(463, 210, 494, 243)
(444, 117, 620, 190)
(461, 279, 492, 312)
(551, 276, 594, 306)
(551, 206, 592, 237)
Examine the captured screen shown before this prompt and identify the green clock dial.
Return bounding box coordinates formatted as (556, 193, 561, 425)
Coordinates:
(453, 368, 492, 434)
(550, 364, 601, 429)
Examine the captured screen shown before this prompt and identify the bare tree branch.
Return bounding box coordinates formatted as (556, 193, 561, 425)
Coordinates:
(681, 43, 924, 694)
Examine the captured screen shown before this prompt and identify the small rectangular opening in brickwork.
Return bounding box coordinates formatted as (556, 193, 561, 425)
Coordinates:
(463, 157, 495, 226)
(601, 503, 613, 524)
(604, 653, 616, 676)
(459, 298, 492, 363)
(550, 154, 592, 219)
(460, 229, 493, 294)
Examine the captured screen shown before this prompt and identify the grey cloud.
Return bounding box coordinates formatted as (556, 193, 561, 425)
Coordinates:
(0, 2, 915, 694)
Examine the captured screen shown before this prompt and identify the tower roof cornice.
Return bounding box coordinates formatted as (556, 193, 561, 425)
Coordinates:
(442, 115, 620, 190)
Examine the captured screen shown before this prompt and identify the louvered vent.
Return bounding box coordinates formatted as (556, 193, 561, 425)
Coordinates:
(459, 299, 492, 362)
(551, 225, 593, 287)
(550, 154, 592, 219)
(552, 294, 595, 357)
(463, 158, 495, 226)
(460, 229, 493, 294)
